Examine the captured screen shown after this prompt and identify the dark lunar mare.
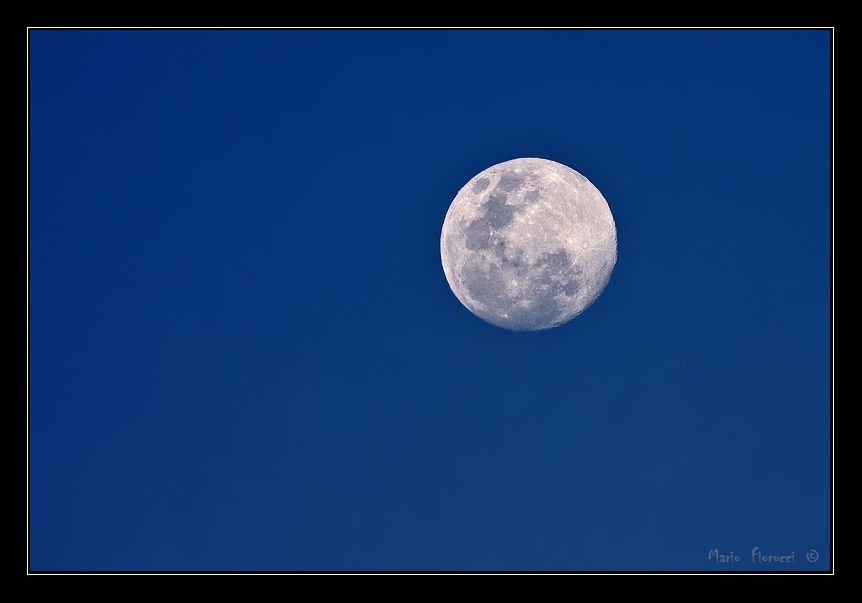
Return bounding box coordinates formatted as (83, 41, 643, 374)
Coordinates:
(464, 188, 517, 251)
(463, 174, 538, 252)
(457, 174, 582, 330)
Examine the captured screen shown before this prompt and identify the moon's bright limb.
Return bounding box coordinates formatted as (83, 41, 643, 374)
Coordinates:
(440, 158, 617, 331)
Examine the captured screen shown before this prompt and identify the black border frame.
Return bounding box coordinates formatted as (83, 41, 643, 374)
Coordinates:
(20, 24, 839, 576)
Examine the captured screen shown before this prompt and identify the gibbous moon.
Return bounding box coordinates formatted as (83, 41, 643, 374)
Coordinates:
(440, 158, 617, 331)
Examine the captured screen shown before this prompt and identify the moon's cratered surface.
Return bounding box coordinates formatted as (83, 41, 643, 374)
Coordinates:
(440, 158, 617, 331)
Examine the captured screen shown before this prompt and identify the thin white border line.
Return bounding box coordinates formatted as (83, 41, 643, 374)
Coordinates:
(25, 26, 836, 577)
(26, 26, 30, 576)
(830, 26, 835, 574)
(25, 26, 836, 30)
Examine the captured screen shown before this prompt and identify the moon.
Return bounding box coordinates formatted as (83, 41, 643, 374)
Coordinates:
(440, 158, 617, 331)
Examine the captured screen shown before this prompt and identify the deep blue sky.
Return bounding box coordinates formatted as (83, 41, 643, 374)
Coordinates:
(29, 30, 831, 571)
